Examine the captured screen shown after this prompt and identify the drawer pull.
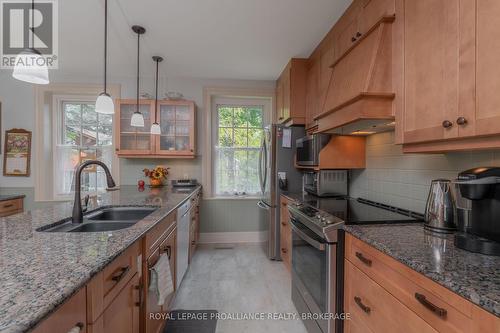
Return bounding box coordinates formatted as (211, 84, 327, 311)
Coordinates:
(354, 296, 371, 314)
(281, 222, 287, 226)
(355, 252, 372, 267)
(68, 322, 84, 332)
(111, 265, 130, 283)
(415, 293, 447, 318)
(281, 248, 288, 254)
(2, 204, 14, 209)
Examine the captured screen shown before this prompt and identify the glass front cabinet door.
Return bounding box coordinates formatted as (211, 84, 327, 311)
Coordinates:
(155, 100, 196, 157)
(115, 99, 196, 158)
(116, 99, 154, 155)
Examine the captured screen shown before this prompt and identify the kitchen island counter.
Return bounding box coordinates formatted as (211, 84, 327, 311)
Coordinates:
(0, 185, 201, 333)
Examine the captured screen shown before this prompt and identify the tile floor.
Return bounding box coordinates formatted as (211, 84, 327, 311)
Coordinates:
(173, 243, 308, 333)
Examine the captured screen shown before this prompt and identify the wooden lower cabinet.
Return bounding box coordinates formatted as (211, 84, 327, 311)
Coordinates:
(88, 273, 140, 333)
(144, 226, 177, 333)
(0, 198, 24, 217)
(189, 190, 201, 263)
(345, 234, 500, 333)
(30, 193, 203, 333)
(32, 288, 87, 333)
(280, 195, 292, 271)
(345, 260, 436, 333)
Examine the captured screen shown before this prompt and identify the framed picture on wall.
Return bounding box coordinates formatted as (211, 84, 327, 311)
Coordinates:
(3, 129, 32, 177)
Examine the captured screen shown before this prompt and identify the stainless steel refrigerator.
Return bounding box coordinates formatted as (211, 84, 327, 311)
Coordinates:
(257, 124, 305, 260)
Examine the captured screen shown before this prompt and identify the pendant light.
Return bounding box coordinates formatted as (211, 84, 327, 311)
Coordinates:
(12, 0, 49, 84)
(151, 56, 163, 135)
(95, 0, 114, 114)
(130, 25, 146, 127)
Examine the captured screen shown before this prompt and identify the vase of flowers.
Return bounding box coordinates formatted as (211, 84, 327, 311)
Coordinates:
(143, 166, 169, 187)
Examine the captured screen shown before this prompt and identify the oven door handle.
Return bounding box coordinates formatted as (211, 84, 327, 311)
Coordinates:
(290, 219, 326, 251)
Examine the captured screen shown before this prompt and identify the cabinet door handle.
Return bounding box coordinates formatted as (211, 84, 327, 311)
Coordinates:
(415, 293, 447, 318)
(281, 248, 288, 254)
(354, 296, 371, 314)
(134, 284, 142, 307)
(281, 222, 287, 226)
(351, 36, 357, 43)
(161, 245, 172, 259)
(457, 117, 467, 125)
(355, 32, 362, 38)
(355, 252, 372, 267)
(111, 265, 130, 283)
(442, 120, 453, 128)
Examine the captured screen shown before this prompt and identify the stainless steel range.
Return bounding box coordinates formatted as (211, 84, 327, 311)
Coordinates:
(288, 197, 424, 333)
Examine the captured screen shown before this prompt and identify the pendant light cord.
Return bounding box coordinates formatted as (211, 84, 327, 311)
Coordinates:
(103, 0, 108, 94)
(154, 59, 159, 123)
(136, 32, 140, 113)
(31, 0, 35, 49)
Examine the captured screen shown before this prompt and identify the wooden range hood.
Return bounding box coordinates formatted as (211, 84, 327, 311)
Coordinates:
(315, 15, 396, 134)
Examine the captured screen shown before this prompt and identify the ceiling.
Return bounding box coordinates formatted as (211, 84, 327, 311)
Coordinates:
(56, 0, 352, 81)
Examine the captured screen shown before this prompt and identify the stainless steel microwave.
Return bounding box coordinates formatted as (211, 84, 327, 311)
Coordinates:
(296, 134, 331, 166)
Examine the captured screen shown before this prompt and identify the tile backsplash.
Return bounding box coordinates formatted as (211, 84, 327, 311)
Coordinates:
(349, 131, 500, 213)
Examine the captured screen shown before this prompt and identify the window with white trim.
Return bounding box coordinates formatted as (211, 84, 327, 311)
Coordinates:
(212, 97, 270, 196)
(54, 100, 114, 198)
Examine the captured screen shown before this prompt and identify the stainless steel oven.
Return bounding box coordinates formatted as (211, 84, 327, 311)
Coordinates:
(289, 216, 340, 333)
(296, 134, 331, 167)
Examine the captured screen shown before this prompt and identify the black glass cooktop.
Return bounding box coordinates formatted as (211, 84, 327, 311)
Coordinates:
(301, 197, 424, 225)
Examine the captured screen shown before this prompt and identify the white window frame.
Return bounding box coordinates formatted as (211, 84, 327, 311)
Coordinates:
(202, 87, 275, 199)
(34, 83, 120, 202)
(51, 95, 117, 200)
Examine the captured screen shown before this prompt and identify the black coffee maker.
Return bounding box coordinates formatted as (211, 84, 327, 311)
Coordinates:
(455, 167, 500, 256)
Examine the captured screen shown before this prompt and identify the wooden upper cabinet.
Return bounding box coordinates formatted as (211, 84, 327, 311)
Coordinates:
(305, 56, 320, 127)
(116, 99, 196, 158)
(275, 76, 284, 123)
(155, 101, 196, 157)
(400, 0, 475, 145)
(275, 59, 308, 126)
(116, 100, 154, 155)
(359, 0, 396, 35)
(333, 0, 395, 63)
(333, 1, 363, 63)
(474, 0, 500, 138)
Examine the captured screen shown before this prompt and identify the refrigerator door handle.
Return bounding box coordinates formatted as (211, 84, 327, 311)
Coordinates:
(262, 134, 268, 191)
(258, 140, 264, 194)
(257, 200, 270, 210)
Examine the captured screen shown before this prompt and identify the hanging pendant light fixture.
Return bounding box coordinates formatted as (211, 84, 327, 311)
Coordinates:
(151, 56, 163, 135)
(130, 25, 146, 127)
(12, 0, 49, 84)
(95, 0, 114, 114)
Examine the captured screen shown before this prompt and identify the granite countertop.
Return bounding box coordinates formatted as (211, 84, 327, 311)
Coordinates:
(282, 191, 500, 317)
(344, 224, 500, 317)
(0, 185, 201, 333)
(0, 194, 26, 202)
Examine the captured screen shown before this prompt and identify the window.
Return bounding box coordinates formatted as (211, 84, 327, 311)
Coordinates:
(213, 98, 269, 196)
(54, 100, 114, 198)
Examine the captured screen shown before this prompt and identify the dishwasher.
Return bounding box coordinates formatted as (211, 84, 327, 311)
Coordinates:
(176, 199, 191, 289)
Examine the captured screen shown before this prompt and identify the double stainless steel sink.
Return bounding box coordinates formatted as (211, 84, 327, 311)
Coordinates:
(39, 207, 158, 233)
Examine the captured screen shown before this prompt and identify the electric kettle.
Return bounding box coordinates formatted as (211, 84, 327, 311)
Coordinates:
(424, 179, 456, 232)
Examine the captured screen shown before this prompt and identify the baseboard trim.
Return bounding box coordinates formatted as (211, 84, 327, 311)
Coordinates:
(199, 231, 268, 244)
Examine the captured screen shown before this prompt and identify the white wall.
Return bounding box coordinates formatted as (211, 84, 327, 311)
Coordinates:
(0, 73, 36, 187)
(350, 131, 500, 213)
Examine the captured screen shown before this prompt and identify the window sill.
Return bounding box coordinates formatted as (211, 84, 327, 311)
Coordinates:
(204, 196, 263, 201)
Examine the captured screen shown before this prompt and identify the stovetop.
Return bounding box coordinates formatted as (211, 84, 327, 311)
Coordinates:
(287, 197, 424, 242)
